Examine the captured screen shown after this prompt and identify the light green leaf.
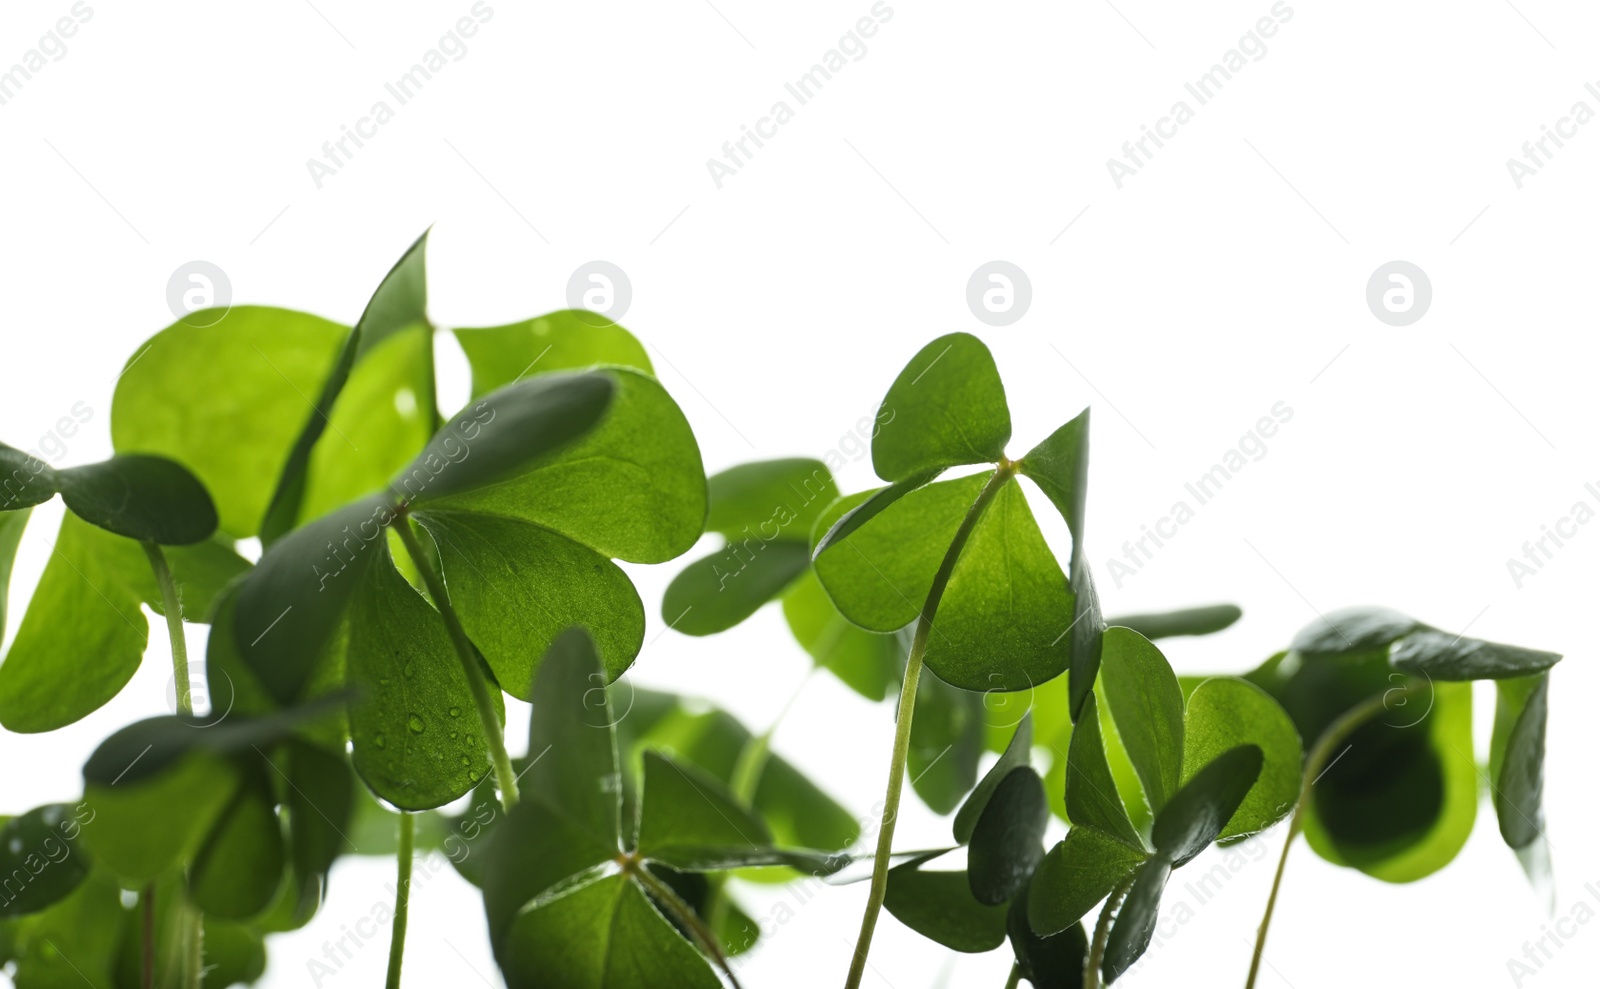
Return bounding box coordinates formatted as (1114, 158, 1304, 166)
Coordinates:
(111, 306, 349, 538)
(1019, 407, 1090, 542)
(705, 458, 838, 541)
(812, 471, 940, 558)
(420, 511, 645, 698)
(1389, 628, 1561, 681)
(1182, 678, 1301, 840)
(55, 455, 218, 545)
(883, 853, 1009, 953)
(345, 545, 500, 810)
(455, 310, 653, 398)
(1491, 673, 1548, 852)
(424, 368, 706, 564)
(188, 764, 285, 920)
(0, 508, 29, 638)
(1107, 604, 1242, 640)
(966, 766, 1048, 905)
(1151, 744, 1261, 867)
(80, 751, 236, 884)
(1099, 627, 1185, 814)
(956, 715, 1034, 844)
(2, 871, 125, 988)
(1064, 693, 1143, 850)
(661, 541, 810, 637)
(909, 670, 984, 815)
(636, 751, 771, 870)
(925, 478, 1073, 691)
(780, 569, 899, 702)
(813, 473, 987, 632)
(872, 333, 1010, 482)
(1028, 826, 1148, 937)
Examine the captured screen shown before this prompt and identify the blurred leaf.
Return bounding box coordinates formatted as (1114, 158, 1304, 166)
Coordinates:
(662, 541, 810, 637)
(455, 310, 653, 398)
(1028, 826, 1147, 937)
(198, 918, 268, 988)
(3, 870, 125, 989)
(1150, 744, 1261, 867)
(909, 671, 984, 815)
(81, 703, 343, 789)
(55, 455, 217, 545)
(1107, 604, 1242, 640)
(883, 853, 1008, 953)
(1181, 678, 1301, 840)
(1019, 407, 1090, 543)
(188, 763, 285, 920)
(781, 570, 898, 702)
(0, 507, 29, 637)
(1389, 628, 1561, 681)
(1491, 672, 1549, 853)
(81, 752, 236, 884)
(1064, 694, 1142, 850)
(0, 446, 58, 511)
(284, 739, 356, 917)
(955, 715, 1033, 843)
(0, 805, 92, 918)
(1098, 628, 1184, 815)
(705, 458, 838, 541)
(1289, 606, 1420, 659)
(872, 333, 1010, 482)
(111, 306, 348, 538)
(967, 767, 1048, 905)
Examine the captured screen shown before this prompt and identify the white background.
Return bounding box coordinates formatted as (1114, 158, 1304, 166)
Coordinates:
(2, 1, 1598, 986)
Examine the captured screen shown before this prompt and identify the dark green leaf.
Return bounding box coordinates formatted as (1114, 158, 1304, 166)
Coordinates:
(1008, 886, 1087, 989)
(910, 671, 985, 815)
(111, 306, 349, 538)
(882, 853, 1008, 952)
(1389, 628, 1561, 681)
(423, 369, 706, 564)
(967, 767, 1048, 905)
(706, 458, 838, 541)
(520, 628, 622, 842)
(420, 511, 645, 697)
(661, 540, 810, 636)
(1182, 678, 1301, 840)
(955, 714, 1034, 843)
(1106, 604, 1242, 640)
(1027, 827, 1148, 937)
(1490, 672, 1548, 851)
(285, 739, 356, 913)
(82, 702, 344, 788)
(924, 478, 1073, 691)
(81, 751, 237, 883)
(188, 763, 285, 919)
(456, 310, 654, 398)
(1099, 627, 1184, 815)
(345, 545, 500, 810)
(0, 445, 57, 511)
(1019, 407, 1090, 543)
(1151, 744, 1262, 867)
(1101, 857, 1171, 983)
(0, 805, 92, 918)
(1064, 694, 1143, 850)
(55, 454, 218, 545)
(1289, 606, 1420, 659)
(1067, 554, 1104, 723)
(872, 333, 1010, 482)
(781, 569, 899, 702)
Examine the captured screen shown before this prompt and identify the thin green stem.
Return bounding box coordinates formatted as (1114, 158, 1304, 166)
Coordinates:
(140, 883, 155, 989)
(1003, 962, 1022, 989)
(1086, 873, 1133, 989)
(386, 813, 415, 989)
(141, 542, 191, 715)
(392, 517, 518, 810)
(183, 900, 203, 989)
(1244, 685, 1427, 989)
(843, 463, 1017, 989)
(633, 864, 745, 989)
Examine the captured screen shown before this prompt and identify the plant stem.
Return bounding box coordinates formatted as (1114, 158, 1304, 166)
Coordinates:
(386, 813, 415, 989)
(1244, 685, 1426, 989)
(140, 883, 155, 989)
(633, 864, 745, 989)
(183, 900, 203, 989)
(141, 542, 191, 715)
(1003, 962, 1022, 989)
(1087, 873, 1133, 989)
(843, 463, 1016, 989)
(392, 517, 519, 810)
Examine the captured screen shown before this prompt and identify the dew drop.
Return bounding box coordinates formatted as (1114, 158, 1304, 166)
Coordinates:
(374, 733, 386, 749)
(408, 714, 425, 734)
(448, 706, 462, 718)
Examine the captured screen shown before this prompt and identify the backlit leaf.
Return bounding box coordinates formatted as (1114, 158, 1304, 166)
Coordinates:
(872, 333, 1010, 482)
(1181, 678, 1301, 840)
(1099, 627, 1184, 814)
(1490, 672, 1548, 852)
(1027, 826, 1148, 937)
(1020, 407, 1090, 543)
(662, 541, 810, 637)
(1107, 604, 1242, 641)
(455, 311, 653, 398)
(955, 715, 1033, 844)
(909, 671, 984, 815)
(0, 805, 92, 918)
(780, 570, 899, 702)
(1064, 694, 1143, 850)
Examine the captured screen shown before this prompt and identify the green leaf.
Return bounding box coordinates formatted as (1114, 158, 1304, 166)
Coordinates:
(199, 918, 268, 988)
(882, 853, 1008, 952)
(909, 670, 985, 815)
(1028, 826, 1148, 937)
(967, 767, 1048, 905)
(345, 544, 501, 810)
(0, 507, 29, 638)
(55, 455, 218, 545)
(1019, 407, 1090, 543)
(188, 763, 285, 920)
(111, 306, 349, 538)
(494, 873, 721, 989)
(80, 751, 237, 884)
(813, 472, 987, 632)
(1389, 628, 1561, 681)
(1101, 857, 1171, 983)
(81, 703, 343, 788)
(0, 805, 93, 918)
(924, 477, 1073, 691)
(705, 457, 838, 541)
(781, 569, 899, 702)
(635, 751, 772, 871)
(284, 739, 355, 915)
(661, 541, 810, 636)
(520, 628, 623, 844)
(1067, 555, 1105, 723)
(1099, 627, 1185, 815)
(1490, 672, 1548, 851)
(811, 471, 940, 558)
(455, 310, 654, 398)
(1106, 604, 1242, 640)
(872, 333, 1010, 482)
(0, 446, 57, 511)
(1289, 606, 1420, 659)
(402, 372, 615, 505)
(1181, 678, 1301, 840)
(1064, 693, 1143, 850)
(423, 368, 706, 564)
(1008, 887, 1087, 989)
(1151, 744, 1262, 867)
(3, 870, 125, 988)
(420, 511, 645, 697)
(955, 714, 1034, 843)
